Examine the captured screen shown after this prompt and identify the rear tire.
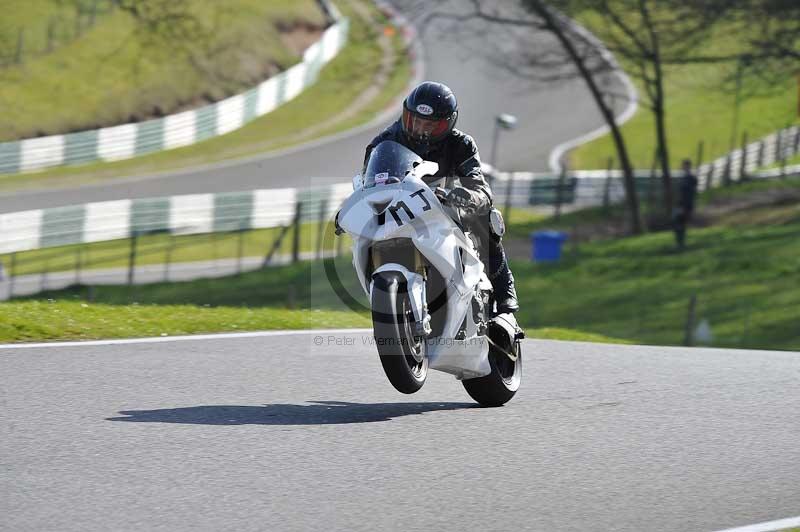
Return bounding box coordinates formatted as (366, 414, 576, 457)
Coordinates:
(372, 272, 428, 394)
(462, 336, 521, 407)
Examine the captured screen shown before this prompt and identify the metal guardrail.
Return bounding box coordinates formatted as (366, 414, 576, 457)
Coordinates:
(697, 125, 800, 187)
(0, 4, 349, 175)
(0, 184, 353, 255)
(4, 161, 799, 257)
(488, 164, 800, 212)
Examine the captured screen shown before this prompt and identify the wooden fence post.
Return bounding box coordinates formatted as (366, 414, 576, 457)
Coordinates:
(684, 294, 697, 346)
(723, 154, 732, 187)
(75, 246, 83, 285)
(236, 227, 246, 275)
(739, 131, 749, 181)
(127, 232, 138, 286)
(554, 167, 566, 220)
(292, 202, 303, 264)
(8, 253, 17, 299)
(317, 199, 328, 260)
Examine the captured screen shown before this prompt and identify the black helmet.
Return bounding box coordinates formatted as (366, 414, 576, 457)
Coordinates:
(401, 81, 458, 150)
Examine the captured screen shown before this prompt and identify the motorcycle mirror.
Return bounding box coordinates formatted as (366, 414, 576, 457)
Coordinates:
(413, 161, 439, 179)
(352, 174, 363, 191)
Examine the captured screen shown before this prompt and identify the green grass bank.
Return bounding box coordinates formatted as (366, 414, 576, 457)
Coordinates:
(5, 180, 798, 349)
(0, 0, 326, 141)
(0, 0, 409, 190)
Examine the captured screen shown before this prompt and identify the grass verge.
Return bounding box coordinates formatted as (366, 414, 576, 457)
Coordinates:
(2, 256, 621, 345)
(508, 187, 800, 351)
(4, 180, 799, 349)
(0, 301, 370, 343)
(0, 0, 411, 192)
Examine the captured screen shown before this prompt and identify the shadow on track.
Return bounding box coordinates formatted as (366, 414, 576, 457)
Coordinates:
(107, 400, 478, 425)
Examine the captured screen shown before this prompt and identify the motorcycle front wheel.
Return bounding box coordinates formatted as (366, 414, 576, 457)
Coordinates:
(371, 272, 428, 394)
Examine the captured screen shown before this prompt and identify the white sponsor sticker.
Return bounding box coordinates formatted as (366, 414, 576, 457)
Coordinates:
(375, 172, 389, 185)
(416, 104, 434, 116)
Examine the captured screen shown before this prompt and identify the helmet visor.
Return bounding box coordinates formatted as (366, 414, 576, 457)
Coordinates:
(402, 108, 451, 141)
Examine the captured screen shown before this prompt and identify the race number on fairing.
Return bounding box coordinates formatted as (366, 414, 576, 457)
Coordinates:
(388, 188, 432, 226)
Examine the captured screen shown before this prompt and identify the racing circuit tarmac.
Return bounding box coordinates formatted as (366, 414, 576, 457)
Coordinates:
(2, 331, 799, 532)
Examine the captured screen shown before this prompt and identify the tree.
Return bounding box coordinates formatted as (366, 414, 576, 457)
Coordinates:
(431, 0, 731, 223)
(427, 0, 645, 234)
(552, 0, 734, 217)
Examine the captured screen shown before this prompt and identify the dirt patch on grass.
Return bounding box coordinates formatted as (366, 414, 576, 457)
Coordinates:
(700, 186, 800, 220)
(279, 22, 325, 55)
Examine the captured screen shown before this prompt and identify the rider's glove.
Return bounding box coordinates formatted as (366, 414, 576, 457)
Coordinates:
(334, 210, 345, 236)
(446, 187, 482, 213)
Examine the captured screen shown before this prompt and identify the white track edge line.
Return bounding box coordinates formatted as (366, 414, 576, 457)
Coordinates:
(0, 329, 373, 350)
(712, 516, 800, 532)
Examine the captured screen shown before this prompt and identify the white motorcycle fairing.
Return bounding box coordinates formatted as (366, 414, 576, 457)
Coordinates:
(338, 173, 491, 379)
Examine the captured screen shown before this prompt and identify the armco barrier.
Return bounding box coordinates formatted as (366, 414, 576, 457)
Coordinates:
(0, 184, 353, 255)
(0, 2, 349, 175)
(5, 160, 799, 256)
(698, 125, 800, 187)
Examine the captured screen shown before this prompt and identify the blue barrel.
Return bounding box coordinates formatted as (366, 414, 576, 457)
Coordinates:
(531, 231, 568, 262)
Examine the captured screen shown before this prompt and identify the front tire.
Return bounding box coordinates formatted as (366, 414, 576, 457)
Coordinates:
(372, 272, 428, 394)
(462, 335, 522, 407)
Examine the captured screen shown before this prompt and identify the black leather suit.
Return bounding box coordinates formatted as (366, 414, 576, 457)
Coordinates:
(364, 120, 518, 313)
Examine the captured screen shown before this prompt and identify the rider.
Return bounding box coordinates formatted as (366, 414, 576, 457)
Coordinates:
(362, 81, 519, 314)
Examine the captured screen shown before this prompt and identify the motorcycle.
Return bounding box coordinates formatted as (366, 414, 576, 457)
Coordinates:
(335, 140, 523, 407)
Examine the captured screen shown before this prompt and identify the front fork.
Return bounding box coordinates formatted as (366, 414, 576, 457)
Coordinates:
(370, 248, 431, 338)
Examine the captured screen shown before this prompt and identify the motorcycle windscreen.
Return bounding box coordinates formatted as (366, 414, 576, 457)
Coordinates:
(364, 141, 423, 188)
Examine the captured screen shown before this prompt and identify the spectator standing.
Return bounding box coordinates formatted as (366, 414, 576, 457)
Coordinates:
(673, 158, 699, 250)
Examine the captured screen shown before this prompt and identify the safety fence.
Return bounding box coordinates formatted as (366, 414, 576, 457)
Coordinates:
(0, 184, 352, 300)
(489, 164, 800, 221)
(0, 2, 349, 175)
(3, 162, 799, 257)
(695, 125, 800, 187)
(0, 184, 351, 255)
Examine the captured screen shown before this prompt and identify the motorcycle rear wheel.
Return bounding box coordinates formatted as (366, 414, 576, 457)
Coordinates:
(462, 338, 522, 407)
(371, 272, 428, 394)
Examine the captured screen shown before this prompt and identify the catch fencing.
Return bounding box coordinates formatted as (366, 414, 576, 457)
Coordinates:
(0, 1, 349, 175)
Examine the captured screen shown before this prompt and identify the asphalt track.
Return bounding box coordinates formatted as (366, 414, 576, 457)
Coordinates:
(0, 0, 616, 213)
(2, 330, 799, 532)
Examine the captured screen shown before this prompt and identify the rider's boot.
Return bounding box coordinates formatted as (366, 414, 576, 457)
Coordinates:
(488, 243, 519, 314)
